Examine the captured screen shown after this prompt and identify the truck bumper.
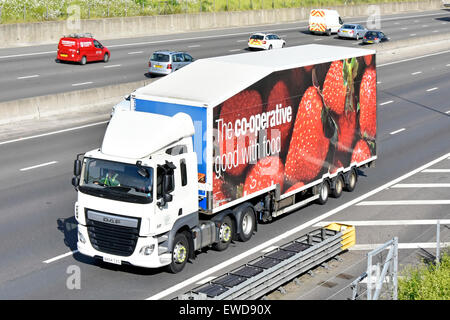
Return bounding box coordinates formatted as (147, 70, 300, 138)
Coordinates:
(77, 224, 171, 269)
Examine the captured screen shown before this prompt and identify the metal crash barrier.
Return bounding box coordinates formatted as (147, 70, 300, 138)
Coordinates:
(177, 223, 355, 300)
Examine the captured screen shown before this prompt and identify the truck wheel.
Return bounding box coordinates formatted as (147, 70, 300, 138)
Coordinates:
(326, 29, 331, 36)
(238, 206, 255, 242)
(331, 175, 344, 198)
(317, 180, 330, 205)
(167, 232, 190, 273)
(213, 216, 233, 251)
(80, 56, 87, 65)
(344, 169, 357, 192)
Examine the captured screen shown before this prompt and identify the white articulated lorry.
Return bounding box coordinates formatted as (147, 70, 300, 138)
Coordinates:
(72, 44, 377, 273)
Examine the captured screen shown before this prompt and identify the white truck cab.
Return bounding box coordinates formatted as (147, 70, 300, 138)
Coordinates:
(73, 111, 199, 272)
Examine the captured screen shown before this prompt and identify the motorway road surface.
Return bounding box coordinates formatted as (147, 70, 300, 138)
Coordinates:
(0, 43, 449, 299)
(0, 9, 449, 102)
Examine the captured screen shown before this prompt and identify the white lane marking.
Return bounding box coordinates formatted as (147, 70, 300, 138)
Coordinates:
(104, 64, 121, 68)
(314, 219, 450, 227)
(422, 169, 450, 173)
(426, 87, 438, 92)
(0, 121, 108, 146)
(128, 51, 143, 55)
(410, 33, 417, 36)
(72, 81, 93, 87)
(146, 152, 450, 300)
(356, 200, 450, 206)
(17, 74, 40, 79)
(391, 183, 450, 188)
(0, 50, 56, 59)
(378, 50, 450, 67)
(229, 49, 241, 52)
(401, 27, 408, 30)
(196, 276, 216, 285)
(447, 64, 450, 67)
(380, 100, 394, 106)
(422, 25, 428, 27)
(43, 250, 79, 264)
(411, 71, 422, 75)
(261, 245, 279, 253)
(314, 38, 323, 41)
(432, 30, 439, 33)
(446, 110, 450, 114)
(377, 81, 382, 84)
(237, 39, 247, 42)
(390, 128, 405, 135)
(350, 243, 450, 251)
(188, 45, 200, 48)
(20, 161, 58, 172)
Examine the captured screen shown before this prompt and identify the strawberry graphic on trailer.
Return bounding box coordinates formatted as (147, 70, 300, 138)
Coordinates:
(359, 66, 377, 139)
(265, 80, 294, 151)
(243, 156, 285, 196)
(285, 86, 330, 184)
(218, 89, 263, 177)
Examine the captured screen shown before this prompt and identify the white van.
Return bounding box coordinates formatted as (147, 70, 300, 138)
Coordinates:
(309, 9, 343, 36)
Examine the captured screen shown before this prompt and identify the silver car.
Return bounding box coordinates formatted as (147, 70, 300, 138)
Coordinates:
(337, 24, 367, 40)
(148, 50, 194, 76)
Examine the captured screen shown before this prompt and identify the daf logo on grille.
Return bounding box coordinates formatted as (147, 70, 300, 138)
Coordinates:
(103, 217, 122, 225)
(87, 210, 138, 229)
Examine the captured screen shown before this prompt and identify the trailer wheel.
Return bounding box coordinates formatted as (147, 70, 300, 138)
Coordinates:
(213, 216, 233, 251)
(167, 231, 190, 274)
(331, 175, 344, 198)
(317, 180, 330, 205)
(344, 169, 357, 192)
(237, 206, 256, 242)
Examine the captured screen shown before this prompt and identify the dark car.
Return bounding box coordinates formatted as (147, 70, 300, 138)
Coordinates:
(363, 31, 389, 44)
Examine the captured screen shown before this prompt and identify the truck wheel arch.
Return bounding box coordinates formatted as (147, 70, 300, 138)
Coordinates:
(167, 213, 198, 259)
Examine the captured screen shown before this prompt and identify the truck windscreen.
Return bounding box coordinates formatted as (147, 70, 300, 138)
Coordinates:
(79, 158, 153, 204)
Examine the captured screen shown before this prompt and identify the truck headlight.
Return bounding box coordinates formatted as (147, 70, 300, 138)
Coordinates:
(78, 231, 86, 244)
(139, 244, 155, 256)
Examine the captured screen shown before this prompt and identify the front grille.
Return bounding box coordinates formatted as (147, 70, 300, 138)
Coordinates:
(86, 213, 140, 257)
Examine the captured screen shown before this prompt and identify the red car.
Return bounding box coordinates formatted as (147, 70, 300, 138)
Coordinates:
(57, 33, 110, 65)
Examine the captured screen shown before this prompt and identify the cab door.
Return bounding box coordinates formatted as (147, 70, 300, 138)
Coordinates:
(93, 39, 104, 61)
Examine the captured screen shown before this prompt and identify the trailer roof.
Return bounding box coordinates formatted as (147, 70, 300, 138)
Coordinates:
(134, 44, 375, 108)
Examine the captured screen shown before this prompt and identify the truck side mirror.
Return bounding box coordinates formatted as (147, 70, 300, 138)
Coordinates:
(72, 176, 80, 188)
(163, 193, 173, 203)
(74, 159, 82, 176)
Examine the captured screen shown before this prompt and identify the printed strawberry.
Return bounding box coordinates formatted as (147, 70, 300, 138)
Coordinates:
(213, 175, 230, 207)
(330, 158, 343, 174)
(336, 108, 356, 153)
(285, 182, 305, 193)
(359, 66, 377, 139)
(285, 86, 329, 184)
(322, 60, 346, 115)
(265, 80, 294, 150)
(219, 90, 263, 176)
(351, 139, 371, 163)
(364, 54, 372, 67)
(243, 156, 284, 196)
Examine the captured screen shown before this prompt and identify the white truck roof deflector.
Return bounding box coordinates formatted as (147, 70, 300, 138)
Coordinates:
(101, 111, 195, 159)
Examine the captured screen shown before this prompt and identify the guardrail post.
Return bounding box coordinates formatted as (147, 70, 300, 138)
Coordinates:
(436, 220, 440, 268)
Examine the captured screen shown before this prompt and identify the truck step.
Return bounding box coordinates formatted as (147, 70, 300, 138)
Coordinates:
(158, 246, 168, 255)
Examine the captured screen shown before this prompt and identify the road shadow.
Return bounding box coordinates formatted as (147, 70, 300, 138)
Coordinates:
(57, 217, 78, 251)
